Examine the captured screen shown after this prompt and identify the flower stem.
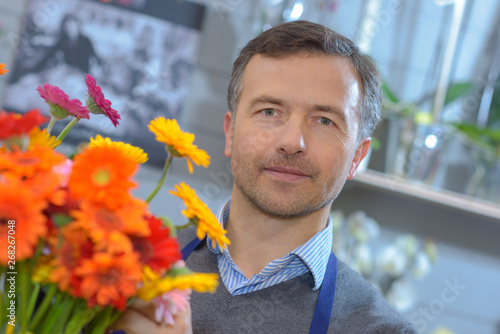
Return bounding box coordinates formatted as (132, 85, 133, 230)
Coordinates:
(64, 300, 98, 334)
(26, 283, 41, 321)
(18, 260, 30, 333)
(146, 154, 173, 203)
(90, 306, 114, 334)
(37, 290, 65, 334)
(46, 116, 56, 135)
(175, 220, 196, 231)
(0, 265, 6, 327)
(55, 117, 80, 143)
(29, 284, 57, 331)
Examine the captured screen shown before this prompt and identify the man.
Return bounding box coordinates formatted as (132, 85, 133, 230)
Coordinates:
(111, 20, 416, 333)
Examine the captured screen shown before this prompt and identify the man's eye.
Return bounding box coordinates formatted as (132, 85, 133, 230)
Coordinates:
(319, 117, 333, 126)
(262, 109, 276, 116)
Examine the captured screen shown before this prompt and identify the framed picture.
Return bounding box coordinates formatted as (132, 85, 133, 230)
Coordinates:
(3, 0, 205, 165)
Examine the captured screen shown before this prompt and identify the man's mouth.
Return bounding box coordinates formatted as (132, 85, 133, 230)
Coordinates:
(263, 166, 310, 182)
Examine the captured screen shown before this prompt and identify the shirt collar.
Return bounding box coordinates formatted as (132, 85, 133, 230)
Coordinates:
(207, 197, 333, 290)
(289, 218, 333, 290)
(207, 197, 231, 255)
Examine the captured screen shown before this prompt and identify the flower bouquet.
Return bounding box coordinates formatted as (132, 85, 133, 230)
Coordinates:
(0, 69, 229, 334)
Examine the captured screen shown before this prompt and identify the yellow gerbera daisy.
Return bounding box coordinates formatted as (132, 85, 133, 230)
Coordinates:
(29, 127, 61, 149)
(170, 182, 230, 249)
(32, 255, 54, 284)
(138, 266, 219, 301)
(148, 117, 210, 173)
(89, 135, 148, 164)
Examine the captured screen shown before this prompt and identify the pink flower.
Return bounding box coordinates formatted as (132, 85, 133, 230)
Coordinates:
(153, 289, 191, 325)
(52, 159, 74, 187)
(36, 83, 89, 120)
(85, 74, 121, 127)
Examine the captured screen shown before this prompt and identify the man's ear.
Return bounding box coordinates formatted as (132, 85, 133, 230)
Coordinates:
(347, 138, 371, 180)
(223, 111, 233, 158)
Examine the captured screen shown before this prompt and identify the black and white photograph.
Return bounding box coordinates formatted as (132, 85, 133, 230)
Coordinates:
(3, 0, 205, 164)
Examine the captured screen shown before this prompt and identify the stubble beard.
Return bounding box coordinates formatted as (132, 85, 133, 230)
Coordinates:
(232, 150, 344, 220)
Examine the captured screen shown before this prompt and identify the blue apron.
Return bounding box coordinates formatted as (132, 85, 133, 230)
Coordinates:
(182, 237, 338, 334)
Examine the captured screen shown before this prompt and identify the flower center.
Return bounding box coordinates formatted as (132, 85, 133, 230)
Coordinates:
(130, 236, 154, 263)
(96, 208, 122, 231)
(92, 168, 111, 186)
(99, 268, 120, 285)
(17, 157, 38, 165)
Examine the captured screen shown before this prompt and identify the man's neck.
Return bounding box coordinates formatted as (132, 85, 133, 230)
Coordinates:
(225, 189, 331, 279)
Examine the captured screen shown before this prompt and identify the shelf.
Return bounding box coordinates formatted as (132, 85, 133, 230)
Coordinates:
(353, 169, 500, 221)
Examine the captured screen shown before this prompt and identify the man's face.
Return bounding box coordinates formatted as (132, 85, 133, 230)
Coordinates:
(224, 54, 370, 219)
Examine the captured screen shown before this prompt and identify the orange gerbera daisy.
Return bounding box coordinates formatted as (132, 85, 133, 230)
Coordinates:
(170, 182, 230, 249)
(130, 215, 181, 273)
(0, 179, 47, 264)
(0, 63, 8, 75)
(75, 252, 143, 310)
(68, 145, 138, 209)
(50, 225, 94, 296)
(148, 117, 210, 173)
(0, 145, 66, 179)
(89, 135, 148, 164)
(71, 199, 149, 253)
(21, 170, 66, 206)
(0, 109, 48, 141)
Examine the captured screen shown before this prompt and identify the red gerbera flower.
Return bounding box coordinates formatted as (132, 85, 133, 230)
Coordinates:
(0, 109, 48, 141)
(130, 215, 181, 273)
(37, 83, 89, 120)
(85, 74, 120, 127)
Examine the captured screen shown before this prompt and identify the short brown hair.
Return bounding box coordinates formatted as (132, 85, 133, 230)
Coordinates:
(228, 20, 382, 140)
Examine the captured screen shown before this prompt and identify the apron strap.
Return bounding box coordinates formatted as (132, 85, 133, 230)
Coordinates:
(308, 251, 337, 334)
(182, 236, 205, 260)
(181, 237, 337, 334)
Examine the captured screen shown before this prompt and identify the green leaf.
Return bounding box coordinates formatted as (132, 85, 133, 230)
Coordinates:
(450, 122, 500, 155)
(371, 137, 381, 151)
(381, 81, 399, 103)
(444, 82, 475, 105)
(51, 214, 73, 227)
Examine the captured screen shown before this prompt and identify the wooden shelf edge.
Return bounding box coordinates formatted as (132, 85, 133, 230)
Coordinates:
(353, 170, 500, 221)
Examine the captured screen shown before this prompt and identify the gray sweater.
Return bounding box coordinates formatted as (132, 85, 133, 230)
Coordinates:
(179, 227, 417, 333)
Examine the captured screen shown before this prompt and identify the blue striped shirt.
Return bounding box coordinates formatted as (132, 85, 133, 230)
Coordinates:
(206, 197, 333, 296)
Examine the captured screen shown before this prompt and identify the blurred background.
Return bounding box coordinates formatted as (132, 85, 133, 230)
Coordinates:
(0, 0, 499, 333)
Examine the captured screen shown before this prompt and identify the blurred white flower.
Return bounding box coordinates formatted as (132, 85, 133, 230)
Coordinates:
(395, 234, 419, 257)
(385, 279, 417, 312)
(353, 243, 373, 275)
(412, 251, 432, 279)
(424, 238, 438, 264)
(347, 211, 380, 243)
(377, 245, 408, 276)
(330, 209, 438, 312)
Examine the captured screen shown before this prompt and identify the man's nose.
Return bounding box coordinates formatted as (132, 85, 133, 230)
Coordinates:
(275, 116, 308, 156)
